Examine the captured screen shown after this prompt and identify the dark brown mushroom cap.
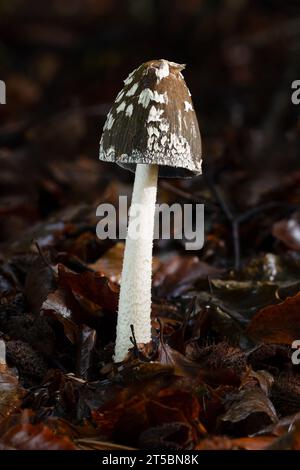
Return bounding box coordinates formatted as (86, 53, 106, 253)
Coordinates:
(99, 59, 202, 178)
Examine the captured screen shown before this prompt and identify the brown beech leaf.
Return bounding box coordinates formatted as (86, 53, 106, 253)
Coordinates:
(258, 412, 300, 438)
(209, 279, 279, 319)
(245, 369, 274, 396)
(147, 389, 201, 429)
(267, 420, 300, 450)
(89, 242, 125, 283)
(76, 325, 97, 380)
(89, 242, 160, 284)
(92, 396, 147, 443)
(231, 436, 275, 450)
(195, 436, 238, 450)
(0, 422, 77, 450)
(92, 371, 204, 446)
(247, 292, 300, 344)
(58, 264, 119, 314)
(218, 387, 277, 435)
(113, 390, 202, 446)
(153, 255, 221, 298)
(195, 435, 274, 450)
(76, 438, 136, 450)
(41, 288, 79, 343)
(25, 257, 56, 314)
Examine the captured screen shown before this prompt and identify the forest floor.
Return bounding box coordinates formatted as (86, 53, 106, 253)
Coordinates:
(1, 1, 300, 450)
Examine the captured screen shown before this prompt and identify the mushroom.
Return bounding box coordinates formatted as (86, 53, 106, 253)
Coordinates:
(99, 59, 202, 362)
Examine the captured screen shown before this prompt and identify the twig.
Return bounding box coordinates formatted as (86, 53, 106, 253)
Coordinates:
(236, 201, 298, 224)
(160, 181, 218, 209)
(207, 178, 234, 223)
(205, 174, 241, 270)
(232, 220, 240, 271)
(129, 324, 140, 360)
(205, 170, 299, 270)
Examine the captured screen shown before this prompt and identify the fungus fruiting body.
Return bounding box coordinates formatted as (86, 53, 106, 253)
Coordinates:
(99, 59, 202, 362)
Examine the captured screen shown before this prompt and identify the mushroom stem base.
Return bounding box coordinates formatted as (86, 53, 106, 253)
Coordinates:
(114, 163, 158, 362)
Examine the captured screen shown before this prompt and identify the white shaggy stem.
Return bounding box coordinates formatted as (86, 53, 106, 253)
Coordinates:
(114, 163, 158, 362)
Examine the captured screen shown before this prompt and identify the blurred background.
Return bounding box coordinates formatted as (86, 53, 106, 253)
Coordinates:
(1, 0, 300, 268)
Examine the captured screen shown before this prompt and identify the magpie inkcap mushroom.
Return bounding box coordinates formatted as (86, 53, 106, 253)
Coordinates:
(99, 59, 202, 362)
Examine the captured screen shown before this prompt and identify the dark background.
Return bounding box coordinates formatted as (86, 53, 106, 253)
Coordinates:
(1, 1, 300, 450)
(1, 0, 300, 267)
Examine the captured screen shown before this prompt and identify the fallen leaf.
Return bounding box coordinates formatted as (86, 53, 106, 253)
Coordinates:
(76, 325, 97, 380)
(153, 255, 221, 298)
(89, 242, 126, 284)
(267, 420, 300, 450)
(209, 279, 279, 320)
(76, 438, 136, 450)
(195, 435, 274, 450)
(247, 292, 300, 344)
(257, 411, 300, 437)
(25, 256, 56, 313)
(41, 288, 79, 343)
(58, 264, 119, 314)
(246, 369, 274, 396)
(0, 422, 77, 450)
(218, 387, 277, 435)
(90, 242, 160, 284)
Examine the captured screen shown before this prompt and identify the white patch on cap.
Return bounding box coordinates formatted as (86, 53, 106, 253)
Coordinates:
(146, 123, 191, 158)
(147, 136, 155, 150)
(104, 113, 114, 130)
(191, 122, 197, 137)
(107, 146, 115, 159)
(161, 135, 167, 145)
(126, 83, 138, 96)
(147, 126, 160, 138)
(168, 61, 185, 68)
(125, 104, 133, 117)
(156, 61, 169, 81)
(159, 120, 169, 132)
(170, 133, 191, 156)
(115, 90, 124, 103)
(138, 89, 168, 108)
(148, 105, 164, 122)
(153, 91, 168, 104)
(116, 101, 126, 113)
(178, 110, 182, 133)
(184, 101, 193, 112)
(147, 125, 160, 151)
(138, 88, 153, 108)
(123, 69, 136, 86)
